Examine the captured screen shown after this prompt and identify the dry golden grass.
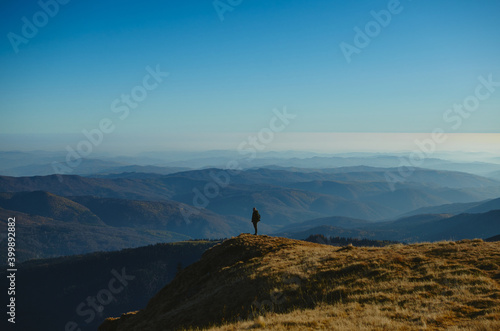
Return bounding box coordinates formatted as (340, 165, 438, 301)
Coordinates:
(101, 235, 500, 331)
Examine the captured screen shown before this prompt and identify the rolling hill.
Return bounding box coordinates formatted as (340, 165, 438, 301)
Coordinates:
(0, 207, 191, 262)
(184, 185, 394, 225)
(276, 209, 500, 243)
(487, 170, 500, 180)
(361, 188, 450, 214)
(0, 191, 103, 225)
(100, 234, 500, 330)
(287, 180, 391, 200)
(400, 197, 500, 219)
(166, 167, 500, 189)
(277, 216, 372, 234)
(0, 174, 176, 200)
(486, 234, 500, 242)
(1, 168, 500, 256)
(398, 200, 488, 218)
(0, 190, 251, 261)
(0, 150, 190, 177)
(273, 225, 372, 241)
(424, 210, 500, 242)
(463, 197, 500, 214)
(70, 195, 249, 238)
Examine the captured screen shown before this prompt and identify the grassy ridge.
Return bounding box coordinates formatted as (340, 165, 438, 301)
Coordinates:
(101, 235, 500, 330)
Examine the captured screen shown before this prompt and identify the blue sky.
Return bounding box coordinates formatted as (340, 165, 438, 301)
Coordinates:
(1, 0, 499, 154)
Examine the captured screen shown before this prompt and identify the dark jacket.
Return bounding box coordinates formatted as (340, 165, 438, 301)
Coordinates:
(252, 209, 261, 223)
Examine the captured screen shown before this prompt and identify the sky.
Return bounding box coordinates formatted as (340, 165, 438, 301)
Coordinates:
(0, 0, 499, 155)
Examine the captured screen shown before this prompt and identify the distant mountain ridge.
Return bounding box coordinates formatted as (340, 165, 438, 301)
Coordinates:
(166, 167, 500, 189)
(277, 216, 371, 233)
(0, 207, 191, 262)
(69, 195, 248, 238)
(0, 191, 103, 225)
(1, 167, 500, 261)
(487, 170, 500, 180)
(2, 150, 500, 177)
(486, 234, 500, 242)
(464, 197, 500, 214)
(398, 197, 500, 218)
(0, 190, 244, 261)
(277, 210, 500, 243)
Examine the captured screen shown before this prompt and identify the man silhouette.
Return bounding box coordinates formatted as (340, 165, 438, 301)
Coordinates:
(251, 207, 261, 235)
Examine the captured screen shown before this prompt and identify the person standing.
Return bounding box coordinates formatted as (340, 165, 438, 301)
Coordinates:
(251, 207, 261, 235)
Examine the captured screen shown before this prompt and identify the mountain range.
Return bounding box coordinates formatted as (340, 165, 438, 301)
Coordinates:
(276, 199, 500, 242)
(2, 151, 500, 178)
(1, 166, 500, 261)
(2, 155, 500, 330)
(0, 191, 234, 262)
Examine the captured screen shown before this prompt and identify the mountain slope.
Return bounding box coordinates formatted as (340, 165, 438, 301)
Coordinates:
(362, 188, 450, 215)
(100, 234, 500, 331)
(0, 174, 177, 201)
(69, 195, 248, 238)
(277, 216, 371, 233)
(487, 170, 500, 180)
(486, 234, 500, 242)
(174, 184, 396, 225)
(0, 240, 220, 331)
(427, 210, 500, 241)
(91, 165, 189, 176)
(168, 167, 500, 188)
(1, 171, 499, 231)
(0, 189, 247, 250)
(464, 197, 500, 214)
(0, 158, 127, 177)
(372, 210, 500, 242)
(0, 207, 191, 262)
(398, 200, 488, 218)
(274, 225, 372, 240)
(0, 191, 103, 225)
(275, 210, 500, 243)
(287, 180, 391, 199)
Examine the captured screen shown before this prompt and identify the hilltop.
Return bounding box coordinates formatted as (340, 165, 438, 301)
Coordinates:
(101, 234, 500, 330)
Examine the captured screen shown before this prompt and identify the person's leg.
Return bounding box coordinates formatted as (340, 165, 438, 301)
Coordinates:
(253, 222, 258, 235)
